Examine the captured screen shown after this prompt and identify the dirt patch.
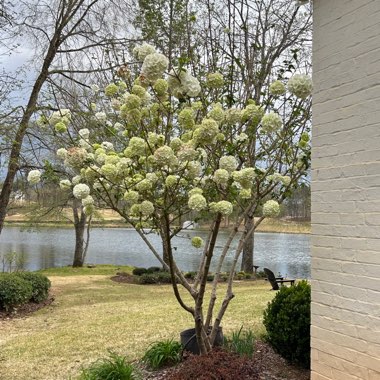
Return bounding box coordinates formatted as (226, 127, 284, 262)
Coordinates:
(0, 296, 55, 321)
(143, 343, 310, 380)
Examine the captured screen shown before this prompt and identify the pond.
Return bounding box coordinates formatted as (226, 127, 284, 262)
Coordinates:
(0, 226, 310, 278)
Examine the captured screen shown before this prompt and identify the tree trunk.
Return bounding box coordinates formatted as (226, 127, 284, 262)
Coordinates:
(240, 216, 254, 273)
(72, 201, 87, 267)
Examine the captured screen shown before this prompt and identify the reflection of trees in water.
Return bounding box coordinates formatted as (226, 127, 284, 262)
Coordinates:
(0, 228, 310, 278)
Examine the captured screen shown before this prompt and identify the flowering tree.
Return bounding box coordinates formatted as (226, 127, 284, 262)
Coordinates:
(134, 0, 313, 272)
(33, 44, 312, 354)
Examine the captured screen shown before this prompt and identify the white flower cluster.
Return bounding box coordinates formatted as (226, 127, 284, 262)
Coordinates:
(49, 109, 71, 133)
(79, 128, 90, 140)
(210, 200, 233, 215)
(82, 195, 94, 206)
(154, 145, 176, 166)
(193, 119, 219, 144)
(262, 200, 280, 217)
(219, 156, 238, 173)
(73, 184, 91, 200)
(191, 236, 204, 249)
(59, 179, 71, 190)
(95, 112, 107, 123)
(287, 74, 313, 99)
(213, 169, 229, 187)
(56, 148, 68, 160)
(188, 193, 207, 212)
(269, 80, 286, 96)
(123, 190, 139, 204)
(206, 72, 224, 89)
(133, 43, 156, 61)
(27, 170, 41, 185)
(241, 104, 264, 124)
(232, 168, 256, 189)
(168, 68, 201, 98)
(139, 200, 155, 216)
(141, 53, 169, 82)
(261, 112, 282, 133)
(225, 108, 242, 125)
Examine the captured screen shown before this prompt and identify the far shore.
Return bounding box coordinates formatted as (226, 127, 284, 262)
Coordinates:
(4, 213, 311, 234)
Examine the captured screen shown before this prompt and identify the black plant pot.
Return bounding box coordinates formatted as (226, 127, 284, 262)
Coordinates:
(180, 327, 224, 354)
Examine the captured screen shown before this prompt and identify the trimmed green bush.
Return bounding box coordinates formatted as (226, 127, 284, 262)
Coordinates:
(138, 273, 158, 284)
(143, 339, 182, 369)
(263, 280, 311, 368)
(146, 266, 161, 273)
(132, 267, 148, 276)
(138, 271, 174, 284)
(15, 272, 51, 303)
(78, 351, 141, 380)
(184, 271, 197, 280)
(156, 271, 172, 284)
(0, 273, 33, 311)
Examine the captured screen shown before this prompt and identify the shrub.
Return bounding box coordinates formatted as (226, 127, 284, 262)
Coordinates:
(224, 326, 256, 358)
(206, 274, 214, 282)
(78, 351, 141, 380)
(146, 266, 161, 273)
(263, 280, 311, 368)
(138, 273, 158, 284)
(156, 271, 173, 284)
(15, 272, 51, 303)
(143, 339, 182, 369)
(132, 267, 148, 276)
(184, 271, 197, 280)
(0, 273, 33, 311)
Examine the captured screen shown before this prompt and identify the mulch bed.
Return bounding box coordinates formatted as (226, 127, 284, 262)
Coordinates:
(143, 343, 310, 380)
(0, 296, 55, 320)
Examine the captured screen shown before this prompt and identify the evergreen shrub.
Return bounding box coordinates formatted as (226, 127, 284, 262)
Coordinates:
(0, 273, 33, 311)
(263, 280, 311, 368)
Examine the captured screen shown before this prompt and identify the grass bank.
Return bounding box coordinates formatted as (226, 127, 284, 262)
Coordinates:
(0, 266, 275, 380)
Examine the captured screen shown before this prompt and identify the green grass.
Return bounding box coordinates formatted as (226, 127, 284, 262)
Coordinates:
(0, 274, 275, 380)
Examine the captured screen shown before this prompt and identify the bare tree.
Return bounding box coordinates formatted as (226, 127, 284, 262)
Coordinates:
(0, 0, 136, 234)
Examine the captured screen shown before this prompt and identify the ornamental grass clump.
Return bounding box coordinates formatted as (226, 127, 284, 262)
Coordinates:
(37, 44, 312, 355)
(78, 352, 141, 380)
(143, 339, 182, 369)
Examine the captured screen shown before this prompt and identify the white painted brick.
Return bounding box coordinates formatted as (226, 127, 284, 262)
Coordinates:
(312, 1, 380, 378)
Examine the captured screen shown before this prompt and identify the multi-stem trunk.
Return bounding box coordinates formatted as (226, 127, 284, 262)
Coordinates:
(72, 200, 87, 267)
(240, 216, 254, 273)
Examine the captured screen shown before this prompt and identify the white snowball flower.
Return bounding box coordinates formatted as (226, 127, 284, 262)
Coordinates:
(262, 200, 280, 217)
(101, 141, 114, 152)
(219, 156, 238, 173)
(27, 170, 41, 185)
(78, 128, 90, 139)
(261, 112, 283, 133)
(72, 175, 82, 185)
(141, 53, 169, 82)
(56, 148, 68, 160)
(133, 43, 156, 61)
(188, 194, 207, 212)
(73, 184, 91, 200)
(287, 74, 313, 99)
(95, 112, 107, 123)
(82, 195, 94, 206)
(59, 179, 72, 190)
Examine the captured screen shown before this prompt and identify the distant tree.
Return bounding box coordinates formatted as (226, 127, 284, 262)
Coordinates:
(0, 0, 135, 235)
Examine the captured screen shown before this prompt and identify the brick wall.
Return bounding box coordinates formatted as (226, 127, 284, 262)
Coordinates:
(312, 1, 380, 379)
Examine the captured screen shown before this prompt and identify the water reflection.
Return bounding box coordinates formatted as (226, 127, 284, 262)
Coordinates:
(0, 226, 310, 278)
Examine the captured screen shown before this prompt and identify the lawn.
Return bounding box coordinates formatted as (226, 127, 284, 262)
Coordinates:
(0, 267, 275, 380)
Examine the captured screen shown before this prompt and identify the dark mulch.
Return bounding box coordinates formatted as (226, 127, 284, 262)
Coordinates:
(0, 296, 55, 320)
(144, 343, 310, 380)
(111, 272, 137, 284)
